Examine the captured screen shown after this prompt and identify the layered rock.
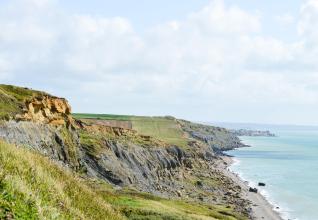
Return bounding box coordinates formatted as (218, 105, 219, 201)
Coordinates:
(177, 120, 246, 151)
(0, 121, 81, 169)
(0, 119, 249, 215)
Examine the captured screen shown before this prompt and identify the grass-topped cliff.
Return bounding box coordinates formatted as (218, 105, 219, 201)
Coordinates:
(73, 113, 243, 151)
(74, 113, 188, 147)
(0, 85, 47, 120)
(0, 85, 249, 220)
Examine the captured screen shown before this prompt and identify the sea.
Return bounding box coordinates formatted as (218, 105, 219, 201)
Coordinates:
(213, 122, 318, 220)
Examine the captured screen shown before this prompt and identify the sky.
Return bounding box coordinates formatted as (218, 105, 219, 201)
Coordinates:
(1, 0, 318, 125)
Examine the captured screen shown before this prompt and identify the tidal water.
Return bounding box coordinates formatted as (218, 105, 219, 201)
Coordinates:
(224, 124, 318, 220)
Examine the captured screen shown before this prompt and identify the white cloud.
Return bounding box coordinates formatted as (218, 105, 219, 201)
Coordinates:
(64, 15, 143, 75)
(299, 1, 318, 44)
(1, 0, 318, 124)
(298, 0, 318, 35)
(275, 13, 294, 26)
(187, 0, 261, 34)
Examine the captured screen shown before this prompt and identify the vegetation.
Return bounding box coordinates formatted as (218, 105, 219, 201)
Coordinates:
(94, 185, 247, 220)
(0, 140, 247, 220)
(73, 113, 134, 121)
(129, 116, 187, 147)
(0, 85, 247, 219)
(0, 140, 122, 220)
(59, 127, 80, 168)
(73, 113, 188, 147)
(78, 129, 105, 156)
(0, 84, 45, 120)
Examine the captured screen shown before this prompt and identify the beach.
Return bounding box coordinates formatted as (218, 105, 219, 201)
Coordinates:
(220, 156, 283, 220)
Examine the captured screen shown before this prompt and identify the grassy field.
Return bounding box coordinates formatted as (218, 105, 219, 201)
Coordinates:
(0, 140, 247, 220)
(73, 113, 188, 147)
(130, 116, 188, 147)
(73, 113, 134, 121)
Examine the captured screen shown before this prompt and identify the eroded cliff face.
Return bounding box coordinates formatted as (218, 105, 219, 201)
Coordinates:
(0, 121, 81, 169)
(0, 87, 250, 216)
(16, 95, 74, 126)
(178, 120, 246, 151)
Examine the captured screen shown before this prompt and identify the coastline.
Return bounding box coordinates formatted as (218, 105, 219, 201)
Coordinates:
(219, 155, 283, 220)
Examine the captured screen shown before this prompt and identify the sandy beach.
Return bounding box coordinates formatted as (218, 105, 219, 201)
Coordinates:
(220, 156, 283, 220)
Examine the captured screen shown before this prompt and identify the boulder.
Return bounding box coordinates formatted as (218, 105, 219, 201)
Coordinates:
(258, 182, 266, 186)
(249, 187, 258, 193)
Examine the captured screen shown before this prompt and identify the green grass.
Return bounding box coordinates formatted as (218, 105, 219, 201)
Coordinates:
(0, 85, 44, 102)
(93, 184, 248, 220)
(0, 84, 45, 120)
(0, 140, 248, 220)
(0, 140, 122, 220)
(79, 129, 105, 157)
(130, 117, 187, 147)
(73, 113, 134, 121)
(73, 113, 188, 147)
(59, 127, 81, 168)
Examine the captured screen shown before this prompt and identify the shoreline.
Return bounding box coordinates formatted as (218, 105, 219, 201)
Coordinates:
(219, 155, 283, 220)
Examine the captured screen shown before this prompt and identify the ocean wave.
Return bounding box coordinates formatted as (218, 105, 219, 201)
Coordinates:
(229, 163, 294, 220)
(259, 189, 294, 220)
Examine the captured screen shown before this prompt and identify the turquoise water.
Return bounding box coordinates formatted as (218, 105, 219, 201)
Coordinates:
(227, 127, 318, 220)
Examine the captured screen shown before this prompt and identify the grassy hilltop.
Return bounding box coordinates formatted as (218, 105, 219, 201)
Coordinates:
(0, 85, 46, 120)
(73, 113, 188, 147)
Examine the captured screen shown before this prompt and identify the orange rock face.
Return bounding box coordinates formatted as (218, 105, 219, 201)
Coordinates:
(16, 96, 74, 126)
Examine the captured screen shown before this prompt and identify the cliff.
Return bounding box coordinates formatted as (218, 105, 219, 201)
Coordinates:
(0, 84, 46, 120)
(177, 120, 246, 151)
(16, 95, 74, 126)
(0, 84, 250, 220)
(230, 129, 276, 137)
(0, 84, 73, 127)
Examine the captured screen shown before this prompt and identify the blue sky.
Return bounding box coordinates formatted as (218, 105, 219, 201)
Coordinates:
(1, 0, 318, 125)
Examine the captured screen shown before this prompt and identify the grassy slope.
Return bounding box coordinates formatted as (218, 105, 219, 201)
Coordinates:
(0, 140, 246, 220)
(0, 140, 122, 220)
(73, 114, 188, 147)
(0, 85, 45, 120)
(99, 189, 247, 220)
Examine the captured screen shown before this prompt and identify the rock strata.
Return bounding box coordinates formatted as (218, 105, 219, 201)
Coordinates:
(177, 119, 246, 151)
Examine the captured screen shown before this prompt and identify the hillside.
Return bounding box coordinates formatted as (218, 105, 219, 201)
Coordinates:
(0, 85, 250, 220)
(0, 140, 121, 220)
(0, 140, 248, 220)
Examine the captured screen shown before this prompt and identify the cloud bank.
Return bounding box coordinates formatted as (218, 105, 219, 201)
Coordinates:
(1, 0, 318, 124)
